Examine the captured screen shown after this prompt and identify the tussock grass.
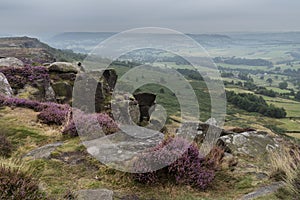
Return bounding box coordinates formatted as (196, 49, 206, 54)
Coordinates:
(269, 146, 300, 197)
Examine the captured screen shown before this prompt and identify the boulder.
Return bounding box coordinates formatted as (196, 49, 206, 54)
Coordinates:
(111, 93, 140, 125)
(102, 69, 117, 89)
(0, 57, 24, 68)
(205, 117, 218, 126)
(84, 127, 164, 170)
(133, 93, 156, 122)
(76, 189, 113, 200)
(218, 131, 279, 157)
(0, 72, 13, 97)
(51, 81, 73, 103)
(48, 62, 81, 73)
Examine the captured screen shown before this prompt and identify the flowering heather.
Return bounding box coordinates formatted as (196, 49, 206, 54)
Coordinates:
(0, 96, 40, 110)
(63, 111, 119, 137)
(0, 95, 70, 126)
(0, 95, 118, 136)
(0, 65, 50, 89)
(37, 104, 70, 125)
(133, 137, 218, 190)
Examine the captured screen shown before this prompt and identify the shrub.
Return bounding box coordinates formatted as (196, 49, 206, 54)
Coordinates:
(62, 111, 119, 137)
(37, 103, 70, 125)
(0, 65, 50, 90)
(133, 137, 219, 190)
(0, 134, 13, 157)
(0, 163, 47, 200)
(0, 95, 40, 110)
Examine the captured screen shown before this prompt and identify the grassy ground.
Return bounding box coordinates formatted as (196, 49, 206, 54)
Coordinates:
(0, 106, 280, 200)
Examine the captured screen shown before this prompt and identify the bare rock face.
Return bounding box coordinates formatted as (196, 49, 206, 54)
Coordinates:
(133, 93, 156, 123)
(0, 57, 24, 68)
(17, 79, 56, 102)
(111, 93, 140, 125)
(0, 72, 13, 97)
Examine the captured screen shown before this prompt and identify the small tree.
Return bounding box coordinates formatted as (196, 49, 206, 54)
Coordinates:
(266, 78, 273, 86)
(279, 82, 288, 90)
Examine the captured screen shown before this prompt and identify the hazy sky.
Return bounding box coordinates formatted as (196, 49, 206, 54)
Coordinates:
(1, 0, 299, 35)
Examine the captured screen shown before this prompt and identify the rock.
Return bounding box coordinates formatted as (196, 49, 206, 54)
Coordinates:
(133, 93, 156, 122)
(232, 134, 248, 146)
(17, 84, 41, 100)
(84, 127, 164, 171)
(76, 189, 113, 200)
(44, 83, 56, 102)
(219, 131, 278, 158)
(102, 69, 117, 89)
(133, 93, 156, 106)
(111, 93, 140, 125)
(48, 62, 81, 73)
(205, 117, 218, 126)
(51, 81, 73, 103)
(0, 72, 13, 97)
(24, 142, 63, 159)
(17, 79, 56, 102)
(0, 57, 24, 68)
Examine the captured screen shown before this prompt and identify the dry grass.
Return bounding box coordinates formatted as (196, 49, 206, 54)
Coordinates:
(269, 146, 300, 196)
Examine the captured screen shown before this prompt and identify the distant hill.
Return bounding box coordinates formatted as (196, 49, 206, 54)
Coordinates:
(46, 32, 233, 53)
(0, 36, 86, 64)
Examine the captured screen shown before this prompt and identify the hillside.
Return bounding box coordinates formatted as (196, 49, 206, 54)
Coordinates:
(0, 36, 86, 64)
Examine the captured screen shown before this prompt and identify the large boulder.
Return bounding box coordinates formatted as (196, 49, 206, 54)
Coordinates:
(0, 72, 13, 97)
(84, 127, 164, 170)
(218, 131, 279, 158)
(0, 57, 24, 68)
(48, 62, 81, 73)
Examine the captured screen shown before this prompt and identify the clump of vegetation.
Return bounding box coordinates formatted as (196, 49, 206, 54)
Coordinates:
(133, 137, 223, 190)
(62, 111, 119, 137)
(0, 95, 119, 137)
(37, 103, 70, 125)
(0, 95, 40, 110)
(270, 146, 300, 198)
(0, 160, 47, 200)
(226, 91, 287, 118)
(0, 65, 50, 90)
(0, 134, 13, 157)
(0, 95, 70, 125)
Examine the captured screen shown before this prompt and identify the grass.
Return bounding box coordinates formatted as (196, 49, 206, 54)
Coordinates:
(0, 105, 277, 200)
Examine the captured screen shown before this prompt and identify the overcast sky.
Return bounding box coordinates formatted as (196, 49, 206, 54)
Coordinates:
(1, 0, 300, 35)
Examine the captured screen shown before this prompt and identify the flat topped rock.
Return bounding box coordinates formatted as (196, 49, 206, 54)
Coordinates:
(76, 189, 113, 200)
(83, 127, 164, 169)
(48, 62, 81, 73)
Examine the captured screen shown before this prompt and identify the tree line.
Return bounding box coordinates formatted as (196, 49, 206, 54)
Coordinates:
(226, 91, 287, 118)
